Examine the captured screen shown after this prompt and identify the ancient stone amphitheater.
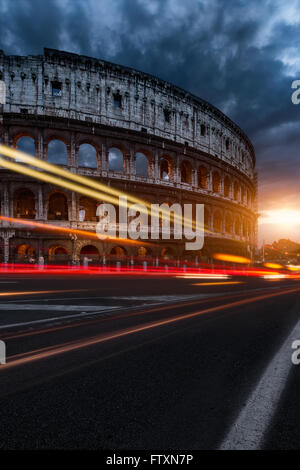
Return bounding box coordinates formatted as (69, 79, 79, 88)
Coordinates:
(0, 48, 257, 265)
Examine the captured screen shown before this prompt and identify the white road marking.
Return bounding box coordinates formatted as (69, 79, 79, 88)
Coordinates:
(0, 308, 119, 330)
(220, 318, 300, 450)
(0, 281, 18, 284)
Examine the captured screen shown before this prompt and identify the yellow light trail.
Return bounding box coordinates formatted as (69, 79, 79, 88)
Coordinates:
(0, 289, 90, 297)
(264, 263, 283, 270)
(0, 144, 148, 206)
(0, 144, 204, 233)
(213, 253, 251, 264)
(192, 281, 242, 286)
(0, 156, 120, 206)
(0, 215, 152, 247)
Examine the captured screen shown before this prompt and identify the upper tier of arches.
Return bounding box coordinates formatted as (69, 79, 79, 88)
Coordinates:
(0, 132, 256, 210)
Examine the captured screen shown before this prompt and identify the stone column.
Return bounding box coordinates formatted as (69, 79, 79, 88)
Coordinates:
(71, 192, 77, 222)
(154, 150, 160, 180)
(69, 133, 76, 168)
(37, 186, 44, 220)
(2, 230, 15, 263)
(130, 147, 136, 176)
(101, 144, 108, 171)
(208, 168, 213, 191)
(173, 155, 180, 183)
(124, 154, 130, 174)
(3, 182, 9, 217)
(220, 175, 224, 195)
(192, 168, 197, 187)
(37, 131, 44, 159)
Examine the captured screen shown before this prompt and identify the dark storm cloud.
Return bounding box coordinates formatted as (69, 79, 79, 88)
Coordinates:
(1, 0, 300, 215)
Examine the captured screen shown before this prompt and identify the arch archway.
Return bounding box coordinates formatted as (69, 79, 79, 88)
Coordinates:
(160, 158, 170, 180)
(48, 245, 68, 262)
(110, 246, 127, 259)
(242, 219, 247, 237)
(16, 244, 35, 262)
(181, 161, 192, 184)
(14, 188, 36, 219)
(15, 136, 35, 157)
(80, 245, 100, 262)
(48, 192, 68, 220)
(78, 143, 97, 168)
(234, 216, 241, 235)
(108, 147, 124, 172)
(48, 139, 67, 165)
(136, 152, 149, 177)
(79, 197, 98, 221)
(213, 210, 222, 232)
(225, 213, 233, 234)
(233, 182, 240, 201)
(212, 172, 221, 193)
(224, 176, 231, 197)
(161, 247, 174, 260)
(137, 246, 150, 258)
(204, 207, 210, 231)
(198, 166, 208, 189)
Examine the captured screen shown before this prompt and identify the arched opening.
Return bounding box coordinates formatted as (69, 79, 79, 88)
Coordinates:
(212, 171, 221, 193)
(14, 188, 36, 219)
(110, 246, 126, 259)
(15, 136, 35, 156)
(80, 245, 100, 262)
(181, 161, 192, 184)
(108, 147, 124, 172)
(48, 139, 67, 165)
(248, 222, 252, 238)
(198, 166, 208, 189)
(16, 244, 35, 262)
(161, 247, 174, 260)
(233, 182, 240, 201)
(234, 216, 240, 236)
(247, 221, 251, 238)
(79, 196, 98, 221)
(225, 214, 233, 234)
(204, 207, 210, 231)
(48, 192, 68, 220)
(247, 190, 250, 206)
(242, 219, 247, 237)
(48, 245, 68, 262)
(137, 246, 149, 258)
(160, 158, 170, 181)
(213, 211, 222, 232)
(224, 176, 231, 197)
(136, 152, 149, 177)
(78, 143, 97, 168)
(241, 186, 245, 203)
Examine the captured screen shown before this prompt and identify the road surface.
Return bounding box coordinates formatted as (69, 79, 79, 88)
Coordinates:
(0, 272, 299, 449)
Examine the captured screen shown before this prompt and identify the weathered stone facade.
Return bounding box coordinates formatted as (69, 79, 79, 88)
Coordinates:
(0, 48, 257, 264)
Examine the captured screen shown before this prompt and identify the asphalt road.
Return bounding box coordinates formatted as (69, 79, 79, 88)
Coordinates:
(0, 272, 300, 450)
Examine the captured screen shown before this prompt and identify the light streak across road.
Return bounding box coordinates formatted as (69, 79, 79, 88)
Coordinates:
(2, 284, 300, 371)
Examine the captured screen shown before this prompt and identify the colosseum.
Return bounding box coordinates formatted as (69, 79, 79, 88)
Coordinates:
(0, 48, 257, 266)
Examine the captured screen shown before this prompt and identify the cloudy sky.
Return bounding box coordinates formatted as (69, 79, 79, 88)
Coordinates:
(1, 0, 300, 244)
